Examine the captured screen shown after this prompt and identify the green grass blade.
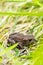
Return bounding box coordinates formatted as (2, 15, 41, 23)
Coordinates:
(0, 12, 43, 16)
(0, 43, 18, 56)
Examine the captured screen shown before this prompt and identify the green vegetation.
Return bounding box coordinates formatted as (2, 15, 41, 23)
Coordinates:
(0, 0, 43, 65)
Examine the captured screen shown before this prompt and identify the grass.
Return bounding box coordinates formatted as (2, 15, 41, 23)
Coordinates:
(0, 0, 43, 65)
(0, 12, 43, 16)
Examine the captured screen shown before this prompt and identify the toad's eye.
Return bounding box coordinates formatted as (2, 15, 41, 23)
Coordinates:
(29, 39, 32, 41)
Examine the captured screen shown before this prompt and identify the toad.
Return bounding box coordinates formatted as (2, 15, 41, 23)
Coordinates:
(7, 32, 36, 49)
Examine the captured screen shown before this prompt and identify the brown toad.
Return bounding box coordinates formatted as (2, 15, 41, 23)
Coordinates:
(7, 32, 36, 49)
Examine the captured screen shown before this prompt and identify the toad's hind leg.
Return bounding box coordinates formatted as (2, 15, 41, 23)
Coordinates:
(7, 38, 15, 46)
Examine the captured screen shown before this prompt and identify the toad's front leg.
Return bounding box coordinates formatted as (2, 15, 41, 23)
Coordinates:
(17, 42, 24, 49)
